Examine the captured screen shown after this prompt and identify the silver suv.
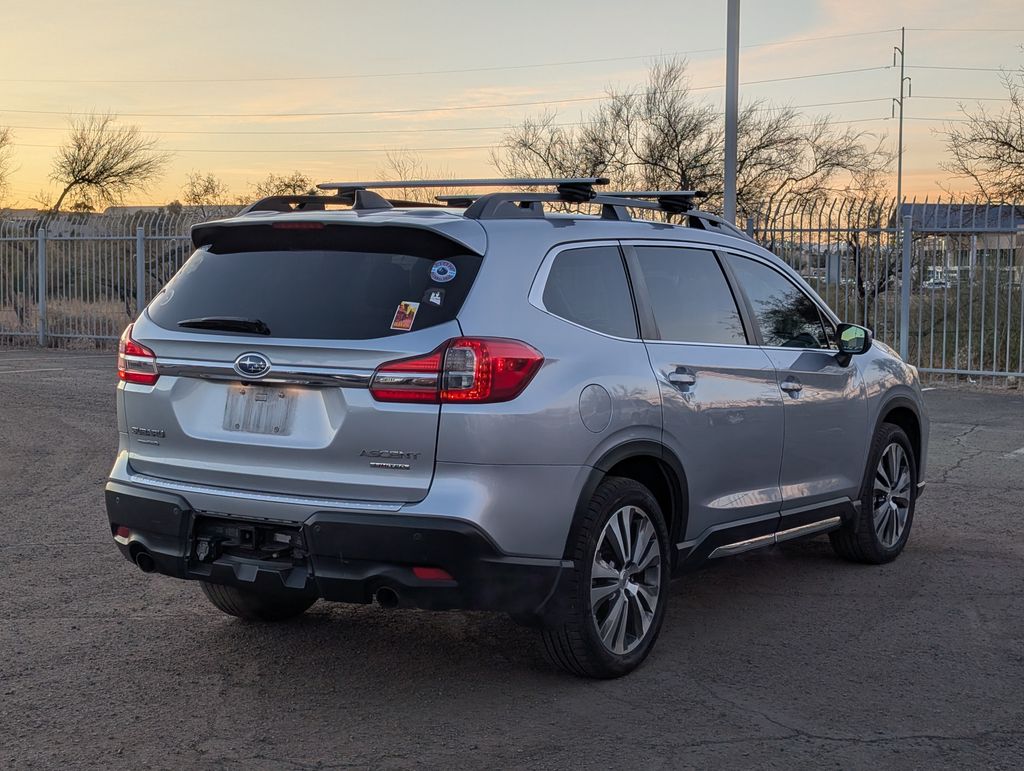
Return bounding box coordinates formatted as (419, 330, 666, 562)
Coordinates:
(106, 178, 929, 678)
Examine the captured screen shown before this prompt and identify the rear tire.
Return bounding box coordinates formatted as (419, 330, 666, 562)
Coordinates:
(199, 581, 316, 622)
(540, 476, 670, 678)
(830, 422, 917, 564)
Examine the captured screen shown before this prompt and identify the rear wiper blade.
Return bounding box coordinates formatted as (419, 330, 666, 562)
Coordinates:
(177, 316, 272, 336)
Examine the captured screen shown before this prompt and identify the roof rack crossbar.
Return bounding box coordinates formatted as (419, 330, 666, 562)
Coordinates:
(463, 192, 659, 221)
(605, 190, 709, 214)
(317, 177, 609, 193)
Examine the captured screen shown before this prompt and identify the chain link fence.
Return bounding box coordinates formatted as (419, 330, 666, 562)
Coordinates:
(2, 200, 1021, 380)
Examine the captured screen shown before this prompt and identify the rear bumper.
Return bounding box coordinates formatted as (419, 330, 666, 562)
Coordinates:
(105, 481, 572, 618)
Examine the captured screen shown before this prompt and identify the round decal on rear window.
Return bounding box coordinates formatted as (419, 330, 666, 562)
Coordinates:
(430, 260, 457, 283)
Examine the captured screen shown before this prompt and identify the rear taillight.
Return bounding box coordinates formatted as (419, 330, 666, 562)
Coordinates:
(370, 337, 543, 404)
(117, 324, 159, 385)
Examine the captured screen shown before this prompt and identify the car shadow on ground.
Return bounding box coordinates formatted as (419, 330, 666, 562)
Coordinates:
(180, 534, 863, 694)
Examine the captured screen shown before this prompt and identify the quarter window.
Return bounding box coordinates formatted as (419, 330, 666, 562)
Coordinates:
(634, 246, 747, 345)
(726, 254, 830, 349)
(542, 246, 638, 338)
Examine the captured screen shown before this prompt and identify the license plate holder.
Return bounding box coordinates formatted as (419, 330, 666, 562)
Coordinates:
(223, 385, 296, 435)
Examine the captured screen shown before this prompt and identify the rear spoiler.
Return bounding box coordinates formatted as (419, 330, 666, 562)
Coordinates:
(189, 217, 487, 256)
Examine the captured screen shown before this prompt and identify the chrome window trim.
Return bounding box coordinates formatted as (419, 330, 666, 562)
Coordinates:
(126, 473, 403, 512)
(528, 240, 644, 343)
(155, 358, 373, 387)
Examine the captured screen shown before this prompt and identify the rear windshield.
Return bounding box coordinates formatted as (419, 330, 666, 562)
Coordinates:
(148, 227, 480, 340)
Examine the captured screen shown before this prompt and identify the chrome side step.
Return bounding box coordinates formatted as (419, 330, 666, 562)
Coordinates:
(708, 516, 842, 559)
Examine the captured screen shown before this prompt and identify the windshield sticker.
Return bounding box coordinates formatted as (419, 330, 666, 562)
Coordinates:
(430, 260, 457, 283)
(423, 288, 445, 306)
(390, 301, 420, 331)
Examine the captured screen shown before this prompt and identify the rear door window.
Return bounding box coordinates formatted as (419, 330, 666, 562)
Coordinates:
(541, 245, 638, 338)
(634, 246, 747, 345)
(148, 226, 480, 340)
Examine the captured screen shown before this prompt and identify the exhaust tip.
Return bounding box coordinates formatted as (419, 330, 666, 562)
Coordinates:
(134, 550, 156, 573)
(375, 586, 399, 609)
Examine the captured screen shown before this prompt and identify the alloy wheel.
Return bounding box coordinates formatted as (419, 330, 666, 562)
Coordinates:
(590, 505, 662, 655)
(873, 442, 912, 548)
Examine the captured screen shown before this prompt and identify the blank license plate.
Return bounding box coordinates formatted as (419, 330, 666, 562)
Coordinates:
(223, 385, 296, 435)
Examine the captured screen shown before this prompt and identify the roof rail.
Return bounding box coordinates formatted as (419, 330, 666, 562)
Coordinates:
(435, 195, 479, 208)
(451, 188, 753, 241)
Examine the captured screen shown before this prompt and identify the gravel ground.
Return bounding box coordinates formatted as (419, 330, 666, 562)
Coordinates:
(1, 349, 1022, 769)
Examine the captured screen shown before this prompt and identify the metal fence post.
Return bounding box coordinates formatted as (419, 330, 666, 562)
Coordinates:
(36, 227, 47, 346)
(746, 216, 755, 238)
(135, 225, 146, 316)
(899, 215, 912, 361)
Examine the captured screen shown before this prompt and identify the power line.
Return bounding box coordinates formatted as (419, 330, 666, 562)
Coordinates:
(9, 115, 896, 154)
(0, 29, 898, 85)
(908, 65, 1014, 73)
(0, 66, 893, 119)
(0, 98, 894, 136)
(2, 122, 533, 136)
(906, 27, 1024, 33)
(911, 95, 1012, 102)
(11, 142, 497, 154)
(0, 51, 719, 85)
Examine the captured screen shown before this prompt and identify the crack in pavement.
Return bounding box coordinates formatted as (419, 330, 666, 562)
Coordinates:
(936, 424, 986, 484)
(695, 681, 1023, 748)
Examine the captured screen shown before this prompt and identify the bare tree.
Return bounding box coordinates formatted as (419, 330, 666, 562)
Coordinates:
(375, 150, 466, 202)
(942, 67, 1024, 201)
(50, 113, 170, 211)
(0, 126, 13, 205)
(183, 171, 231, 206)
(244, 171, 316, 202)
(179, 170, 237, 218)
(494, 60, 891, 220)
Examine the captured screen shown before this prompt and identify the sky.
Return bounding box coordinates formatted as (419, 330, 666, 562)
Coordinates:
(0, 0, 1022, 207)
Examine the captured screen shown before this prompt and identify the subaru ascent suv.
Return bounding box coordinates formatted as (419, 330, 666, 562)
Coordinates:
(106, 178, 928, 678)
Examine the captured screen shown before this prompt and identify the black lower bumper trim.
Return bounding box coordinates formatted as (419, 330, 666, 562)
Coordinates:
(105, 482, 570, 617)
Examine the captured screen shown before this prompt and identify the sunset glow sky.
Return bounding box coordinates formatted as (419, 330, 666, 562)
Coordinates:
(1, 0, 1022, 207)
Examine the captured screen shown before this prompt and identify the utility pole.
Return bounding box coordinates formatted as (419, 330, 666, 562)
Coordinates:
(893, 27, 913, 361)
(892, 27, 911, 210)
(723, 0, 740, 223)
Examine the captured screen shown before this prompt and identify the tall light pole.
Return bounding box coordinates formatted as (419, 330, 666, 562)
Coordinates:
(723, 0, 740, 223)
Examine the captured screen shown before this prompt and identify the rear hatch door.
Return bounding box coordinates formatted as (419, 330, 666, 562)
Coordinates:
(122, 220, 481, 503)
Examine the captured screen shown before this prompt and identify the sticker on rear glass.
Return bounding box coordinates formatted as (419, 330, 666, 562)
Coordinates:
(390, 301, 420, 331)
(430, 260, 457, 283)
(423, 288, 445, 306)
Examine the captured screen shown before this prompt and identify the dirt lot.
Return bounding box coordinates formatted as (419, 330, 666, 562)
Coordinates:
(1, 349, 1022, 769)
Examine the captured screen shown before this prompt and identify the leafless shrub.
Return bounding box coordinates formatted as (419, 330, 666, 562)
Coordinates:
(50, 113, 171, 211)
(494, 59, 891, 220)
(942, 67, 1024, 201)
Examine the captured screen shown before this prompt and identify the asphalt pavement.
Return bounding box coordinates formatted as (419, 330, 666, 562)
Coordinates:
(1, 348, 1022, 769)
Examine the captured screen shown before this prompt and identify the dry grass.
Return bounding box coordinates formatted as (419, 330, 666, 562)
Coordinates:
(1, 296, 128, 348)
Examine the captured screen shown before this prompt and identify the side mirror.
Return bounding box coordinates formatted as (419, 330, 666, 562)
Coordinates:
(836, 323, 872, 356)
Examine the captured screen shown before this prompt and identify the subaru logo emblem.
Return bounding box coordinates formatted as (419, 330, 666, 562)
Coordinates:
(233, 352, 271, 379)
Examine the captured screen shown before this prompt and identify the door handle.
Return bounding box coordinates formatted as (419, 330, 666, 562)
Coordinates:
(668, 371, 697, 387)
(780, 379, 803, 393)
